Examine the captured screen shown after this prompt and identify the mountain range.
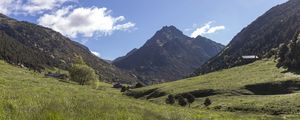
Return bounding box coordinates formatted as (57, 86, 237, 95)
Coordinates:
(3, 0, 299, 84)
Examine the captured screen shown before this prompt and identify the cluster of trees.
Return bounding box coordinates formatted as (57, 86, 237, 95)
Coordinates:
(113, 82, 144, 93)
(277, 33, 300, 69)
(165, 94, 212, 107)
(68, 56, 99, 87)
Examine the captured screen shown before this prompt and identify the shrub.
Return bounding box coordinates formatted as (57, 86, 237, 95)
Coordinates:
(113, 83, 123, 88)
(69, 56, 98, 86)
(186, 93, 195, 107)
(135, 82, 144, 88)
(165, 94, 175, 105)
(177, 96, 188, 107)
(204, 98, 212, 107)
(120, 86, 130, 92)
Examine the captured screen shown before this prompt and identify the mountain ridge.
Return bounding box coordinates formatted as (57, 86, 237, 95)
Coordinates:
(194, 0, 300, 75)
(0, 13, 138, 84)
(113, 26, 224, 83)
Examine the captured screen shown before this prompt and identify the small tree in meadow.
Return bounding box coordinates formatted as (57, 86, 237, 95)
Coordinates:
(178, 95, 188, 107)
(69, 56, 99, 86)
(165, 94, 175, 105)
(204, 98, 212, 107)
(186, 93, 195, 107)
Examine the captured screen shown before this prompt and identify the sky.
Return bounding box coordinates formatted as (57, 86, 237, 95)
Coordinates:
(0, 0, 288, 60)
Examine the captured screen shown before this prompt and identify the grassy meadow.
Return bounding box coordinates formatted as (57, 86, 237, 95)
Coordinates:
(129, 60, 300, 117)
(0, 60, 288, 120)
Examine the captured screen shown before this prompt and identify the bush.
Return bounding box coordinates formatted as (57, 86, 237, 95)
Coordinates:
(204, 98, 212, 107)
(177, 96, 188, 107)
(165, 94, 175, 105)
(69, 56, 98, 86)
(186, 93, 195, 107)
(277, 43, 290, 68)
(121, 86, 130, 92)
(135, 83, 144, 88)
(113, 83, 123, 88)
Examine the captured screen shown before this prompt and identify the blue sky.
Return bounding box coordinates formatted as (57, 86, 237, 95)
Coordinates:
(1, 0, 288, 60)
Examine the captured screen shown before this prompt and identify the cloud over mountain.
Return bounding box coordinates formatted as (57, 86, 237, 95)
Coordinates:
(0, 0, 135, 39)
(91, 51, 101, 57)
(37, 6, 135, 38)
(191, 21, 225, 38)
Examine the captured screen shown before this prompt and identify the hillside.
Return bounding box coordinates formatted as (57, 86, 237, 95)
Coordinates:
(0, 60, 283, 120)
(0, 13, 137, 84)
(113, 26, 224, 83)
(128, 60, 300, 116)
(195, 0, 300, 75)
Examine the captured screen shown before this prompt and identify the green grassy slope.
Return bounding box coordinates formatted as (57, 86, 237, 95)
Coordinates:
(0, 60, 283, 120)
(130, 60, 300, 116)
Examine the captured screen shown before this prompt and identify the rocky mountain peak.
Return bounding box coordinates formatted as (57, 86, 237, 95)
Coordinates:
(113, 25, 224, 83)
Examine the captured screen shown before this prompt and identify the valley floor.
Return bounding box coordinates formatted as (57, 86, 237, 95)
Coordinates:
(0, 60, 299, 120)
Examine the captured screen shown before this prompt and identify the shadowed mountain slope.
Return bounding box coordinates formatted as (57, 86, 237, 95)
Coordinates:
(0, 13, 137, 84)
(195, 0, 300, 75)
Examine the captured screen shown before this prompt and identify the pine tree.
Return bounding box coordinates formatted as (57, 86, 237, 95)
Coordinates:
(178, 96, 188, 107)
(186, 93, 195, 107)
(204, 98, 212, 107)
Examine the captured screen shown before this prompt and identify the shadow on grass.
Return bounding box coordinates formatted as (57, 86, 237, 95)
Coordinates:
(126, 88, 166, 99)
(281, 67, 300, 74)
(244, 80, 300, 95)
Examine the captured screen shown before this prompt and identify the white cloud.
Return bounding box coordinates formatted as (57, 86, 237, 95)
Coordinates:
(191, 21, 225, 38)
(38, 6, 135, 38)
(91, 51, 100, 57)
(23, 0, 74, 14)
(113, 22, 136, 31)
(207, 26, 226, 34)
(0, 0, 11, 14)
(0, 0, 20, 15)
(0, 0, 74, 15)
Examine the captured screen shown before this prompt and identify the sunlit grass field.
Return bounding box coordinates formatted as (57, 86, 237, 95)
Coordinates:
(0, 60, 287, 120)
(130, 60, 300, 117)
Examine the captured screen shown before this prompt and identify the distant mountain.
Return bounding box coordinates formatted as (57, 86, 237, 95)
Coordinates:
(0, 13, 138, 84)
(113, 26, 224, 83)
(113, 48, 138, 63)
(194, 0, 300, 75)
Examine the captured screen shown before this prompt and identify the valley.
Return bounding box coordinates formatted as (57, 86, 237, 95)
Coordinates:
(0, 60, 286, 120)
(1, 0, 300, 119)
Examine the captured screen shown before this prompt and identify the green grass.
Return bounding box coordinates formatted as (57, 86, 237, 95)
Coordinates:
(130, 60, 300, 116)
(0, 60, 288, 120)
(133, 60, 287, 93)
